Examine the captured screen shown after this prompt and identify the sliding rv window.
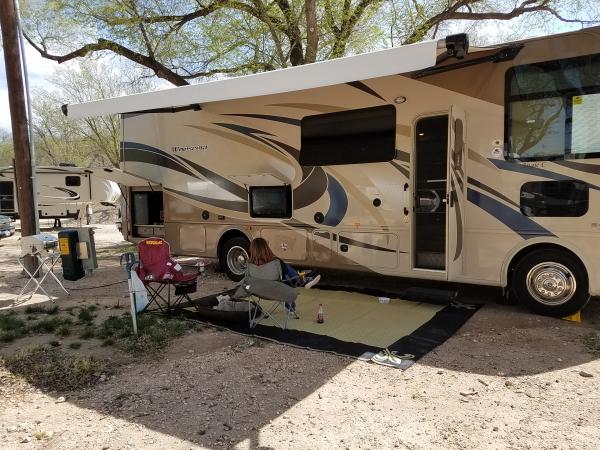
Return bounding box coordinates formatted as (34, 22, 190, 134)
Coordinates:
(520, 180, 589, 217)
(300, 105, 396, 166)
(505, 53, 600, 161)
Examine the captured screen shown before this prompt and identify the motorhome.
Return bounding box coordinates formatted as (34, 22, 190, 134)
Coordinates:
(0, 165, 121, 225)
(64, 27, 600, 317)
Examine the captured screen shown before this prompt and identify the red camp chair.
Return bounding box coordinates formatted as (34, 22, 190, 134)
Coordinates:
(135, 237, 200, 313)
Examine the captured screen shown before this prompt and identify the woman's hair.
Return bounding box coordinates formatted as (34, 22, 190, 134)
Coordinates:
(249, 238, 277, 266)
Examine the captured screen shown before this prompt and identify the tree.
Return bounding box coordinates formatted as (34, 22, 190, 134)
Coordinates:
(20, 0, 599, 88)
(31, 59, 156, 167)
(0, 128, 14, 167)
(385, 0, 599, 47)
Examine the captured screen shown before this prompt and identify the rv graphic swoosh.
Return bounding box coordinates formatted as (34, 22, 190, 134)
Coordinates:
(467, 188, 554, 239)
(41, 187, 80, 201)
(122, 141, 196, 178)
(346, 81, 386, 102)
(322, 174, 348, 226)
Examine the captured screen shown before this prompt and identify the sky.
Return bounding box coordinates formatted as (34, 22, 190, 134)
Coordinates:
(0, 42, 56, 130)
(0, 11, 595, 132)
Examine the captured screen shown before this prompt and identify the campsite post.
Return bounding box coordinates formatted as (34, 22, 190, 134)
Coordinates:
(121, 252, 139, 336)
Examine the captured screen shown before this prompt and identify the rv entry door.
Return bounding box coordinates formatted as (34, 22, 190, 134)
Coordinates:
(447, 106, 466, 280)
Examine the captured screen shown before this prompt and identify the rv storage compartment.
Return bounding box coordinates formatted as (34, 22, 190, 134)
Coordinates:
(58, 229, 85, 281)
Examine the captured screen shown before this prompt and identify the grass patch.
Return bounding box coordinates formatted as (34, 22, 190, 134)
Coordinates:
(97, 315, 133, 340)
(0, 312, 27, 343)
(77, 306, 96, 324)
(34, 431, 50, 441)
(3, 346, 108, 391)
(29, 316, 72, 334)
(79, 326, 95, 339)
(94, 313, 197, 353)
(119, 315, 196, 353)
(55, 324, 71, 338)
(24, 304, 59, 315)
(101, 338, 115, 347)
(69, 342, 82, 350)
(583, 332, 600, 356)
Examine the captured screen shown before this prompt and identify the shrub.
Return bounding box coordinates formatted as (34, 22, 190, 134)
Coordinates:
(24, 304, 59, 315)
(79, 327, 95, 340)
(0, 313, 27, 342)
(77, 307, 96, 324)
(29, 317, 72, 334)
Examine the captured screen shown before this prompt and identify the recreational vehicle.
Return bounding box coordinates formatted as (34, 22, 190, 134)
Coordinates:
(0, 165, 121, 225)
(65, 27, 600, 317)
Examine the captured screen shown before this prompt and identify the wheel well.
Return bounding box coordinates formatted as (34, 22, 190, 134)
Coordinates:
(506, 243, 588, 288)
(217, 229, 249, 259)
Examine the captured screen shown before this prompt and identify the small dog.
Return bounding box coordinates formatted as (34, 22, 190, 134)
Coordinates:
(213, 294, 249, 312)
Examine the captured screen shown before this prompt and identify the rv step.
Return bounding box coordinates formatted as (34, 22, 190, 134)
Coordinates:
(401, 287, 458, 304)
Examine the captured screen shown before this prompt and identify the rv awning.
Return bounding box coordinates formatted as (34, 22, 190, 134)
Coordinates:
(87, 168, 158, 187)
(65, 38, 441, 119)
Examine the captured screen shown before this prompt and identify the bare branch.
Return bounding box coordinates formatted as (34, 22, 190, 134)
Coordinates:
(181, 61, 275, 79)
(24, 33, 189, 86)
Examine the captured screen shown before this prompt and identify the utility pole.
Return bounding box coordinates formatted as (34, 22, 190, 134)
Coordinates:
(1, 0, 38, 273)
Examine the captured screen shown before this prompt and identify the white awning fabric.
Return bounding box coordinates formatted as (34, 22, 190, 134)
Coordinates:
(66, 39, 440, 119)
(88, 168, 159, 187)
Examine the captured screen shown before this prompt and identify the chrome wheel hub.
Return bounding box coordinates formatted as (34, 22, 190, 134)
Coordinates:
(526, 262, 576, 306)
(227, 245, 248, 276)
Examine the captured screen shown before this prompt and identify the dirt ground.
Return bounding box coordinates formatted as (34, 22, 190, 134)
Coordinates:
(0, 215, 599, 449)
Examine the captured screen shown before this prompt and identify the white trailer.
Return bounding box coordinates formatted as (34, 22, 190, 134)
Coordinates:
(0, 165, 120, 225)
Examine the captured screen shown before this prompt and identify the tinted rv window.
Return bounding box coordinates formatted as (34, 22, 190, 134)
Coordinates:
(520, 180, 589, 217)
(506, 53, 600, 161)
(249, 185, 292, 218)
(300, 105, 396, 166)
(65, 176, 81, 186)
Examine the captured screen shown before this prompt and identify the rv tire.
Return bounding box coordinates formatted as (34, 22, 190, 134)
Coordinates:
(220, 236, 250, 282)
(511, 249, 589, 318)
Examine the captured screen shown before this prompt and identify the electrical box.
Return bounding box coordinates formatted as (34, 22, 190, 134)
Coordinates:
(76, 227, 98, 273)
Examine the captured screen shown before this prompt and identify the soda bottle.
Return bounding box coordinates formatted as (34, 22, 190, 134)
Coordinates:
(317, 304, 324, 323)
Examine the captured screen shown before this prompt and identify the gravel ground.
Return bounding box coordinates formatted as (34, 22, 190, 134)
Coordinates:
(1, 221, 599, 449)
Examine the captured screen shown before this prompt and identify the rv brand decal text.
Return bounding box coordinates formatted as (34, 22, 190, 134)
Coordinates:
(172, 145, 208, 153)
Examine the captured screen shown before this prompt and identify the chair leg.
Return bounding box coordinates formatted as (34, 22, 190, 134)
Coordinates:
(143, 283, 168, 313)
(249, 297, 286, 330)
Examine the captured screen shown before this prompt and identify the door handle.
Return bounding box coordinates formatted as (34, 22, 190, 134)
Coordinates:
(402, 183, 409, 216)
(340, 244, 349, 252)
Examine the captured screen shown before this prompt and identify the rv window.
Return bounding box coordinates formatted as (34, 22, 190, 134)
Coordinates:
(520, 180, 588, 217)
(249, 185, 292, 218)
(506, 53, 600, 161)
(65, 176, 81, 187)
(300, 105, 396, 166)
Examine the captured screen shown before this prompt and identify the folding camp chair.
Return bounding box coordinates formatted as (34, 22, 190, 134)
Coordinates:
(135, 237, 201, 313)
(233, 260, 300, 330)
(247, 291, 291, 330)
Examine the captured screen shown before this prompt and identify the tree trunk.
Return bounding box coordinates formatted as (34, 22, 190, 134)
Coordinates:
(305, 0, 319, 63)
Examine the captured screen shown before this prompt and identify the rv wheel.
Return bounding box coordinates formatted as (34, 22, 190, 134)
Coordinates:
(220, 237, 250, 281)
(511, 249, 590, 318)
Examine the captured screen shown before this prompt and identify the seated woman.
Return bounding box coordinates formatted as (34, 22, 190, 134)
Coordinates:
(247, 237, 321, 289)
